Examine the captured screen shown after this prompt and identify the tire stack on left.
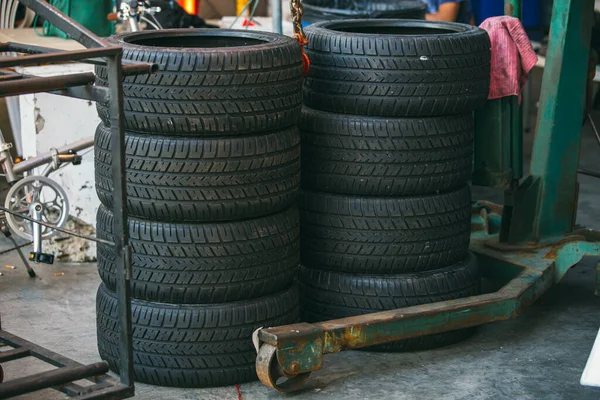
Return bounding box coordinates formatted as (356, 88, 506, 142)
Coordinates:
(298, 20, 491, 351)
(92, 29, 304, 387)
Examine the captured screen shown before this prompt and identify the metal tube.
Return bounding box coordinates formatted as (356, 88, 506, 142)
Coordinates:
(31, 205, 42, 254)
(271, 0, 282, 34)
(0, 128, 18, 183)
(122, 62, 158, 76)
(16, 0, 108, 48)
(0, 362, 109, 398)
(12, 138, 93, 175)
(579, 169, 600, 179)
(106, 52, 135, 388)
(0, 71, 22, 82)
(4, 41, 64, 54)
(3, 42, 157, 76)
(0, 47, 119, 69)
(0, 348, 30, 362)
(49, 86, 111, 103)
(0, 73, 96, 97)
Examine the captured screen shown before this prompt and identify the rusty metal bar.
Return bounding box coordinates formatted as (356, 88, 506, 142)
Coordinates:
(122, 63, 158, 76)
(12, 137, 94, 175)
(2, 42, 157, 76)
(0, 47, 119, 69)
(0, 362, 109, 398)
(259, 265, 551, 355)
(0, 72, 95, 97)
(579, 169, 600, 179)
(16, 0, 108, 48)
(0, 327, 78, 368)
(0, 72, 22, 82)
(49, 85, 110, 102)
(2, 42, 63, 55)
(106, 50, 135, 388)
(0, 347, 30, 362)
(76, 385, 135, 400)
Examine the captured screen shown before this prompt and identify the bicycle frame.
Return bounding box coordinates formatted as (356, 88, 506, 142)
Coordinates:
(0, 128, 93, 183)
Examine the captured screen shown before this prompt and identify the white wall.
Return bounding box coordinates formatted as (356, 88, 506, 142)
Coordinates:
(19, 64, 101, 261)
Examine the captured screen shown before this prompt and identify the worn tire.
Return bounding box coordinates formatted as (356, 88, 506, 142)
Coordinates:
(300, 107, 474, 196)
(97, 283, 299, 387)
(300, 186, 471, 274)
(95, 29, 303, 135)
(94, 123, 301, 222)
(303, 0, 426, 23)
(299, 253, 480, 351)
(96, 205, 299, 304)
(304, 20, 491, 117)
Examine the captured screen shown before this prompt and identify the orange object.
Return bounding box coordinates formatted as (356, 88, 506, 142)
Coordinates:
(177, 0, 197, 15)
(295, 34, 310, 77)
(236, 0, 249, 14)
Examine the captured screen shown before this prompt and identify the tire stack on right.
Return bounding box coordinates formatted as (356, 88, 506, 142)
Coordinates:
(298, 19, 491, 351)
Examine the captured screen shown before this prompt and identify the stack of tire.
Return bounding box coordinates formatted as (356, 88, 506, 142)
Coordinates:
(92, 29, 304, 387)
(298, 20, 491, 350)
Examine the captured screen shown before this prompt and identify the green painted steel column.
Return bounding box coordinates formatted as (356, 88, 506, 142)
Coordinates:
(505, 0, 522, 18)
(513, 0, 594, 242)
(472, 0, 525, 188)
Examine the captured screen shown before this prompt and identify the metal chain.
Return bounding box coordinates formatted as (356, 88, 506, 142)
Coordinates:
(290, 0, 306, 42)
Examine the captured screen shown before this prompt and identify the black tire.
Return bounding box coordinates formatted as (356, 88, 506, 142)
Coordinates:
(303, 0, 426, 23)
(304, 20, 491, 117)
(95, 29, 303, 135)
(94, 123, 301, 222)
(96, 283, 299, 387)
(299, 253, 481, 351)
(300, 186, 471, 274)
(96, 205, 299, 304)
(300, 107, 474, 196)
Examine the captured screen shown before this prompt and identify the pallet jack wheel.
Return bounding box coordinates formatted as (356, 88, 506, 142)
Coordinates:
(256, 343, 311, 392)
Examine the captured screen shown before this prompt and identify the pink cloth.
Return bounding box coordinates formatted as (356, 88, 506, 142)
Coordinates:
(480, 16, 538, 102)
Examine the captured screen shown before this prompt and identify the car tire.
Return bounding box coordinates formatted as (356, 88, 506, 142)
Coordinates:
(96, 205, 299, 304)
(95, 29, 304, 135)
(94, 123, 301, 222)
(300, 107, 474, 196)
(304, 19, 491, 117)
(300, 186, 472, 274)
(96, 283, 299, 387)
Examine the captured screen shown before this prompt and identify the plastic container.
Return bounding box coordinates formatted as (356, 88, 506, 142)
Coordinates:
(302, 0, 426, 25)
(472, 0, 541, 28)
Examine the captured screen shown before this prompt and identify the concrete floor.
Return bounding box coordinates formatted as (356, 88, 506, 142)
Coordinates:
(1, 121, 600, 399)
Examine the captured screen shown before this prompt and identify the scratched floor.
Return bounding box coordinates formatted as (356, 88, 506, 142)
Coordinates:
(1, 110, 600, 399)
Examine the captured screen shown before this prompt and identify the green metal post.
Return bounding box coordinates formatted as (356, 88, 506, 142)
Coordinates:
(507, 0, 595, 244)
(473, 97, 520, 188)
(505, 0, 522, 18)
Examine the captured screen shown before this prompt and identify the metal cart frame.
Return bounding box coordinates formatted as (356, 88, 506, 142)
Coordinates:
(0, 0, 156, 397)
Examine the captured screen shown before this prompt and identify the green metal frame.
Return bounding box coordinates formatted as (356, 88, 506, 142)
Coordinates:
(254, 0, 600, 392)
(508, 0, 595, 243)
